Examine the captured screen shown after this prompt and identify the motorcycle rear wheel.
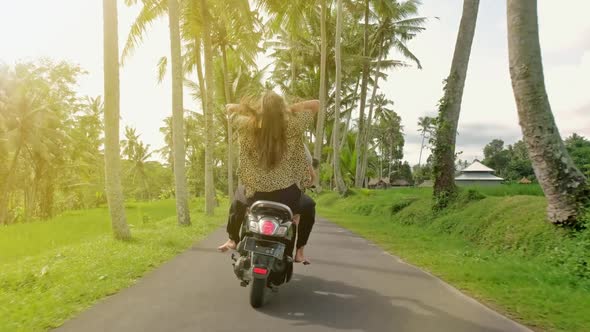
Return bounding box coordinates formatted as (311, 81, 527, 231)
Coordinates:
(250, 278, 266, 308)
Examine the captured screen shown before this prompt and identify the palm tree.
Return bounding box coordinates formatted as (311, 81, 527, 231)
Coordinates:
(130, 140, 153, 199)
(417, 116, 434, 166)
(507, 0, 588, 226)
(102, 0, 131, 239)
(358, 0, 425, 186)
(332, 0, 347, 194)
(431, 0, 480, 210)
(354, 0, 371, 187)
(374, 100, 403, 179)
(168, 0, 191, 225)
(122, 0, 190, 225)
(121, 126, 139, 160)
(314, 0, 328, 165)
(257, 0, 316, 95)
(200, 0, 216, 215)
(0, 91, 45, 223)
(213, 0, 260, 200)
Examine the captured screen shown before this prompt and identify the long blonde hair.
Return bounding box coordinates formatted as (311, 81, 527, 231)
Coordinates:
(252, 91, 287, 170)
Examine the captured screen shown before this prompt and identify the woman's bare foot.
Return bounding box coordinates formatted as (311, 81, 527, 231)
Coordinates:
(217, 239, 237, 252)
(294, 246, 310, 265)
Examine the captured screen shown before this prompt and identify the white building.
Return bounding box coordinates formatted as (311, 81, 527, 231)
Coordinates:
(455, 160, 503, 186)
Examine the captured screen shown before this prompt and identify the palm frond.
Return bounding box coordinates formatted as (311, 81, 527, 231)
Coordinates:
(156, 56, 168, 83)
(121, 0, 167, 64)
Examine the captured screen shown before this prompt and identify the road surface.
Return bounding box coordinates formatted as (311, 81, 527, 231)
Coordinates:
(56, 218, 531, 332)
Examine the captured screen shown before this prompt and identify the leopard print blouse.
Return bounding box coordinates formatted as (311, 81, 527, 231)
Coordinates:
(233, 110, 314, 198)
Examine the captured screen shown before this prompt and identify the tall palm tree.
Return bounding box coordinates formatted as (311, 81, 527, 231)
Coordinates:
(314, 0, 328, 164)
(354, 0, 371, 187)
(358, 0, 425, 185)
(507, 0, 588, 226)
(168, 0, 191, 225)
(121, 126, 139, 160)
(102, 0, 131, 240)
(200, 0, 216, 215)
(431, 0, 480, 210)
(122, 0, 190, 225)
(417, 116, 433, 166)
(257, 0, 315, 95)
(333, 0, 347, 194)
(213, 0, 260, 200)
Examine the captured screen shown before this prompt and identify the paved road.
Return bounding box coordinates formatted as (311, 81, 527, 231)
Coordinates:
(56, 218, 531, 332)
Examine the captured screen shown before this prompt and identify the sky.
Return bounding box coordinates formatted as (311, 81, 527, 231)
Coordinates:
(1, 0, 589, 165)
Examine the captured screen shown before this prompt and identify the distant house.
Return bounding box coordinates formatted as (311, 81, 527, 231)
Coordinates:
(391, 179, 411, 187)
(454, 160, 503, 186)
(518, 177, 532, 184)
(418, 180, 433, 187)
(368, 177, 390, 189)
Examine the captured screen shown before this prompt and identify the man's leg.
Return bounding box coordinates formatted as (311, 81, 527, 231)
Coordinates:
(226, 198, 247, 243)
(218, 185, 248, 252)
(297, 193, 316, 248)
(295, 193, 315, 263)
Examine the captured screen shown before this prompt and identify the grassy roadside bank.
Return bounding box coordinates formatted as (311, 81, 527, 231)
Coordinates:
(316, 188, 590, 332)
(0, 199, 227, 332)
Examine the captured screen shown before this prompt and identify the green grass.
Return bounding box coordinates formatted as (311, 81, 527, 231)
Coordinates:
(317, 186, 590, 332)
(461, 183, 544, 197)
(0, 200, 183, 264)
(0, 199, 227, 332)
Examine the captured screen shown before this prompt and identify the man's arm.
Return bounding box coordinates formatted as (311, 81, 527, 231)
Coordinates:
(289, 100, 320, 114)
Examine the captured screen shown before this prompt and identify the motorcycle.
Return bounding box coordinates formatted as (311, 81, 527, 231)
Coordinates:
(231, 200, 296, 308)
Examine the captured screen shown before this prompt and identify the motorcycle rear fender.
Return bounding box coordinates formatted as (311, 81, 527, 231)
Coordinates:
(251, 253, 274, 280)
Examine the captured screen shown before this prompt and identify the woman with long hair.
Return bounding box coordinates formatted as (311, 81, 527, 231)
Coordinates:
(218, 91, 319, 263)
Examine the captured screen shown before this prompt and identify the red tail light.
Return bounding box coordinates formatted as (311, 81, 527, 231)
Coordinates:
(260, 220, 277, 235)
(253, 267, 268, 275)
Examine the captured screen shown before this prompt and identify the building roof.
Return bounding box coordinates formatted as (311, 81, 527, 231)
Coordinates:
(391, 179, 411, 186)
(368, 177, 390, 186)
(461, 160, 495, 173)
(518, 177, 532, 184)
(418, 180, 433, 187)
(455, 173, 504, 181)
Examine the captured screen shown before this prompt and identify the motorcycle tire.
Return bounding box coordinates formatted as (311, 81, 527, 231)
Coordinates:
(250, 278, 266, 308)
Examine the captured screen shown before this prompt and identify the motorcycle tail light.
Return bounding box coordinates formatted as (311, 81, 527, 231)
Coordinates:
(253, 267, 268, 275)
(260, 220, 277, 235)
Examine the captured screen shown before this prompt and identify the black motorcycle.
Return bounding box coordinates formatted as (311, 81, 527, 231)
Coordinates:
(231, 200, 296, 308)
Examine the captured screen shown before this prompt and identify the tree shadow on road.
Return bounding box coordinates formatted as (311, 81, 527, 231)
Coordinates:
(258, 275, 511, 332)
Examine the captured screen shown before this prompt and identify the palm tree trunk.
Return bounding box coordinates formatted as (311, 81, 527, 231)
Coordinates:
(418, 132, 425, 166)
(0, 143, 22, 224)
(360, 38, 385, 182)
(102, 0, 131, 240)
(290, 43, 297, 95)
(507, 0, 588, 226)
(221, 43, 234, 202)
(354, 0, 371, 187)
(314, 0, 328, 166)
(340, 77, 360, 150)
(432, 0, 479, 209)
(333, 0, 347, 195)
(168, 0, 191, 226)
(200, 0, 216, 216)
(340, 109, 352, 149)
(194, 37, 207, 115)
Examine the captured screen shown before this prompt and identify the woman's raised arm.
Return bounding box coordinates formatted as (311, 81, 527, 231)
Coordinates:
(289, 100, 320, 113)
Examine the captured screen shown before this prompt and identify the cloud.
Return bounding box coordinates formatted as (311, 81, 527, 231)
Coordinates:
(456, 123, 521, 147)
(538, 0, 590, 53)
